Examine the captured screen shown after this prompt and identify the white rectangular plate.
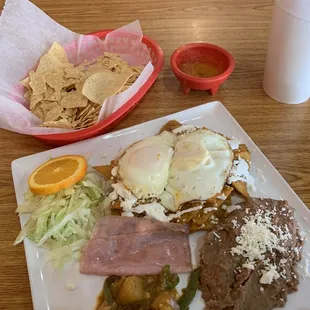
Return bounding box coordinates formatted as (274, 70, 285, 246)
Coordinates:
(12, 101, 310, 310)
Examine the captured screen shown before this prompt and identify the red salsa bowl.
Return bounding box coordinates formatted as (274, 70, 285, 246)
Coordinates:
(170, 43, 234, 95)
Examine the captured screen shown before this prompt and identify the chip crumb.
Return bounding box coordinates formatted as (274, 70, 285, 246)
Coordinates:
(66, 283, 77, 291)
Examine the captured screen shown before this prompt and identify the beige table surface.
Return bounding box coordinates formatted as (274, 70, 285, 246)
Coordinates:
(0, 0, 309, 309)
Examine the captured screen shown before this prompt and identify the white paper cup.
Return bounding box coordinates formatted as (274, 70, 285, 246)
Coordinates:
(263, 0, 310, 104)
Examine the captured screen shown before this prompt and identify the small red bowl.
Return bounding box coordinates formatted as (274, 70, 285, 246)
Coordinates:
(170, 43, 234, 95)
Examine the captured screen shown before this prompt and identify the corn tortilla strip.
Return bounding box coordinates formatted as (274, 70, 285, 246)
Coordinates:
(41, 101, 59, 112)
(24, 90, 31, 102)
(32, 106, 45, 120)
(82, 70, 133, 105)
(234, 144, 251, 163)
(44, 105, 63, 122)
(29, 72, 46, 95)
(65, 67, 86, 80)
(60, 90, 88, 109)
(36, 54, 69, 74)
(63, 78, 78, 89)
(47, 42, 68, 63)
(40, 118, 72, 129)
(45, 69, 65, 91)
(36, 43, 70, 74)
(30, 93, 44, 110)
(232, 181, 249, 198)
(61, 108, 75, 118)
(45, 88, 61, 101)
(20, 77, 30, 89)
(159, 120, 183, 133)
(93, 165, 114, 180)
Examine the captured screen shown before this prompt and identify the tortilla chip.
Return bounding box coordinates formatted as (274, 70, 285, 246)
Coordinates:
(205, 185, 234, 208)
(20, 77, 30, 89)
(45, 69, 65, 91)
(36, 54, 68, 74)
(159, 120, 183, 133)
(44, 86, 61, 101)
(41, 101, 59, 112)
(44, 105, 63, 122)
(40, 118, 72, 129)
(64, 67, 86, 80)
(29, 72, 46, 95)
(24, 90, 32, 102)
(61, 108, 75, 118)
(30, 93, 44, 110)
(232, 181, 249, 198)
(82, 70, 132, 105)
(60, 90, 88, 108)
(47, 42, 68, 63)
(32, 106, 45, 120)
(92, 165, 111, 179)
(234, 144, 251, 163)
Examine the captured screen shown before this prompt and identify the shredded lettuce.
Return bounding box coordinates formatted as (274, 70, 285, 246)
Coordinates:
(15, 172, 111, 268)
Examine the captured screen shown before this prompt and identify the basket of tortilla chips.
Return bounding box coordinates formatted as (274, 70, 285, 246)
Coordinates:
(0, 0, 163, 145)
(29, 30, 163, 145)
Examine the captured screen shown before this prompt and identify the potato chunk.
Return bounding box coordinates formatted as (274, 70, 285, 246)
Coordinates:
(116, 276, 144, 305)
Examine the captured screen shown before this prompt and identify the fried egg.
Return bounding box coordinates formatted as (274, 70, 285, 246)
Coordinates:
(117, 131, 176, 199)
(162, 129, 234, 211)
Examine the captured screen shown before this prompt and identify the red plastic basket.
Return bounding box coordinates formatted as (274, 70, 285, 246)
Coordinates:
(34, 30, 164, 146)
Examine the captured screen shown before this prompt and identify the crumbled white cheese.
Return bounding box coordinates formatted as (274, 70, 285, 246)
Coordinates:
(111, 182, 133, 200)
(231, 213, 283, 261)
(210, 215, 219, 224)
(227, 159, 255, 191)
(242, 262, 255, 270)
(217, 193, 227, 200)
(227, 139, 240, 150)
(231, 209, 292, 284)
(172, 125, 198, 135)
(121, 197, 138, 212)
(66, 283, 77, 291)
(110, 182, 138, 213)
(226, 205, 242, 213)
(231, 219, 239, 229)
(260, 265, 280, 284)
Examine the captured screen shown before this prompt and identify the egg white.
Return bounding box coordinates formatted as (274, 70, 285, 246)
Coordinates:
(162, 129, 234, 211)
(117, 131, 176, 199)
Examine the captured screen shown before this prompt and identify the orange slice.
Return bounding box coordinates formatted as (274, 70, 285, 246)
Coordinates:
(28, 155, 87, 195)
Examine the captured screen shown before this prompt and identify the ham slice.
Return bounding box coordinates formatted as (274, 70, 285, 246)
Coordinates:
(80, 216, 192, 276)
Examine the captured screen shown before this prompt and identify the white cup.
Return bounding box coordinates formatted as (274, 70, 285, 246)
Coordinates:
(263, 0, 310, 104)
